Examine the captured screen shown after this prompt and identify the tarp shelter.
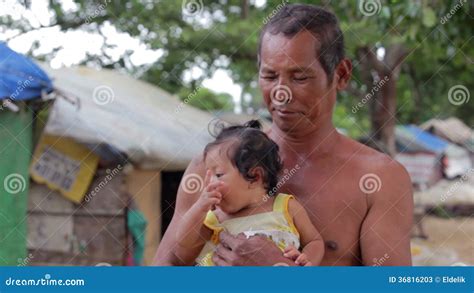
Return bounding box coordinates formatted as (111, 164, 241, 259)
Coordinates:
(395, 125, 472, 187)
(420, 117, 474, 153)
(39, 63, 215, 170)
(0, 43, 52, 265)
(31, 63, 217, 265)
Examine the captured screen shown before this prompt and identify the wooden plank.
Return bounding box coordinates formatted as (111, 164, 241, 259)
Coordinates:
(73, 216, 128, 260)
(29, 171, 128, 216)
(28, 183, 74, 214)
(126, 169, 161, 266)
(28, 249, 124, 266)
(76, 169, 127, 216)
(27, 214, 73, 253)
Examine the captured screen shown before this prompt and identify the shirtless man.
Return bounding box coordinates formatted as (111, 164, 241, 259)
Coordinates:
(154, 4, 413, 266)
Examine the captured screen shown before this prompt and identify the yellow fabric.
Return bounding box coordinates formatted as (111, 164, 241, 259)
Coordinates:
(272, 194, 299, 238)
(203, 210, 224, 244)
(195, 193, 300, 266)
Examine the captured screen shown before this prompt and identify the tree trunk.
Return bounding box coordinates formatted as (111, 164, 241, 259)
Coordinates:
(373, 72, 397, 155)
(358, 45, 408, 156)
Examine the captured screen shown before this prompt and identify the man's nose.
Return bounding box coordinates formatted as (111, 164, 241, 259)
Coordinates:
(272, 76, 293, 105)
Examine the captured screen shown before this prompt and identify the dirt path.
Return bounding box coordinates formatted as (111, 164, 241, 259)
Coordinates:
(411, 215, 473, 266)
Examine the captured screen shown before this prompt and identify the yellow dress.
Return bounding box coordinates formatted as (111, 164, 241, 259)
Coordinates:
(195, 193, 300, 266)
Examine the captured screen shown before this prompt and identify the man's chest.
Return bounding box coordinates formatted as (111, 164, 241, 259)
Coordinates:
(279, 168, 368, 264)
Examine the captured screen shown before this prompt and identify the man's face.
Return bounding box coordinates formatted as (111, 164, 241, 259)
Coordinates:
(258, 30, 338, 134)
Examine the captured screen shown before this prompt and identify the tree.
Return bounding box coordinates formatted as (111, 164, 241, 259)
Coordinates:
(2, 0, 472, 152)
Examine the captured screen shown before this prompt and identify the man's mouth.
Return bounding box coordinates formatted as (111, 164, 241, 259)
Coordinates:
(274, 107, 300, 117)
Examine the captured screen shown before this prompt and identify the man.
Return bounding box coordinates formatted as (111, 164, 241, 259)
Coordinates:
(155, 4, 413, 266)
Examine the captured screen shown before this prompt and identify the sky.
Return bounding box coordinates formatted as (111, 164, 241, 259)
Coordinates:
(0, 0, 250, 112)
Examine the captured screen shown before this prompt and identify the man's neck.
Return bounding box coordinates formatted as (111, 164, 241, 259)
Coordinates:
(270, 120, 341, 158)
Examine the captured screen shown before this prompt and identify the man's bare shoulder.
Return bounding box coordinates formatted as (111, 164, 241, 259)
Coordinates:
(337, 135, 412, 196)
(338, 135, 402, 171)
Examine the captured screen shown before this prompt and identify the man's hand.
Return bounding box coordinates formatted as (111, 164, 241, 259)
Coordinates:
(283, 245, 312, 266)
(212, 231, 297, 266)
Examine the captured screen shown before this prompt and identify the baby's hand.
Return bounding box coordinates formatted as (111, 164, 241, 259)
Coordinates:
(283, 245, 312, 266)
(196, 170, 223, 211)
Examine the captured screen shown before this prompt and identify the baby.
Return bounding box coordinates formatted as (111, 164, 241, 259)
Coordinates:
(173, 120, 324, 266)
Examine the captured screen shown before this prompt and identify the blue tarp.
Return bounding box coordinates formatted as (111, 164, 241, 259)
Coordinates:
(0, 43, 53, 101)
(396, 125, 449, 154)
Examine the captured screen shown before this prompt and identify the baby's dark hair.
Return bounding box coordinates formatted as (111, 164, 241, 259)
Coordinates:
(204, 120, 283, 195)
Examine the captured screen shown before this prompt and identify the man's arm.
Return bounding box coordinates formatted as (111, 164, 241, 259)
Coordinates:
(212, 232, 298, 266)
(153, 155, 207, 266)
(360, 160, 414, 266)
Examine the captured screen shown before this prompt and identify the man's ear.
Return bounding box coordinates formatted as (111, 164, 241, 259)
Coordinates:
(248, 167, 265, 188)
(334, 58, 352, 91)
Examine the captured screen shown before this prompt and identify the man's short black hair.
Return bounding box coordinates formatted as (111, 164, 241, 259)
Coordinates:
(204, 120, 283, 195)
(258, 4, 345, 79)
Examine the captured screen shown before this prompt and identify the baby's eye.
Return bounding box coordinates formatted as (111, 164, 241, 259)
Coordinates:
(215, 173, 223, 178)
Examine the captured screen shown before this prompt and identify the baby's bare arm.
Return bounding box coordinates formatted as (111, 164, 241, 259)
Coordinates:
(288, 199, 325, 266)
(173, 171, 223, 265)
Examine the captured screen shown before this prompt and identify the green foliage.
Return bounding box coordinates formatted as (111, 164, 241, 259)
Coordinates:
(178, 86, 234, 111)
(2, 0, 472, 136)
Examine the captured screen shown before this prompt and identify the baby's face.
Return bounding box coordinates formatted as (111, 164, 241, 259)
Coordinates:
(204, 145, 255, 214)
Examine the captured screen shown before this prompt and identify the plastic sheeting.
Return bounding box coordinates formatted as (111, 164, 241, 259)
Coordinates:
(39, 63, 215, 170)
(0, 43, 52, 101)
(0, 106, 32, 265)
